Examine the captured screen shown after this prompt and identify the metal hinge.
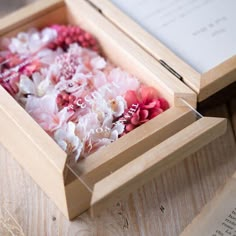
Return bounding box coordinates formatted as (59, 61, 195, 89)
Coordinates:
(159, 59, 183, 81)
(87, 1, 183, 83)
(87, 0, 103, 14)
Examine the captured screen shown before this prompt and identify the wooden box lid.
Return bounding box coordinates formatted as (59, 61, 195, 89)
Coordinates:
(89, 0, 236, 103)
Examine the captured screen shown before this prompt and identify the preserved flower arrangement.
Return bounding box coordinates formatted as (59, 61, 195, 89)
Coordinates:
(0, 25, 169, 161)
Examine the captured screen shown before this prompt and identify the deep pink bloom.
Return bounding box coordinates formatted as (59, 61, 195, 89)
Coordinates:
(122, 86, 169, 133)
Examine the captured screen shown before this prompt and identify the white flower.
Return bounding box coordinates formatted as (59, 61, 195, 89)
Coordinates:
(54, 121, 82, 161)
(92, 70, 108, 89)
(90, 56, 106, 70)
(18, 72, 51, 97)
(37, 47, 63, 65)
(8, 27, 57, 55)
(91, 96, 114, 124)
(76, 113, 101, 140)
(76, 112, 125, 157)
(54, 71, 90, 94)
(112, 121, 125, 137)
(109, 96, 127, 117)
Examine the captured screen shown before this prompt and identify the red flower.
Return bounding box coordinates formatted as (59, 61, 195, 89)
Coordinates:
(122, 86, 169, 133)
(48, 25, 99, 52)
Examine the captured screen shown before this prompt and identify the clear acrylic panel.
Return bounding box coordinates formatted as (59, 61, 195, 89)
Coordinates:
(66, 98, 204, 194)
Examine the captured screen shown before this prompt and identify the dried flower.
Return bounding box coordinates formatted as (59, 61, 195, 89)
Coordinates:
(7, 27, 57, 55)
(122, 86, 169, 133)
(25, 93, 73, 134)
(48, 25, 99, 52)
(0, 25, 169, 162)
(54, 121, 83, 161)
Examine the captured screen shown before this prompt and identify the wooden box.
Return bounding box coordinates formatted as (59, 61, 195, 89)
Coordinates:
(91, 0, 236, 104)
(0, 0, 227, 220)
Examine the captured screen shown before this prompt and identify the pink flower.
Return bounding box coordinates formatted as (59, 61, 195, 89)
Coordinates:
(25, 93, 73, 134)
(122, 86, 169, 133)
(106, 68, 140, 98)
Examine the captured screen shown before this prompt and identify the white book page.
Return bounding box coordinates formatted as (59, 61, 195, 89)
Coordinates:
(181, 178, 236, 236)
(111, 0, 236, 73)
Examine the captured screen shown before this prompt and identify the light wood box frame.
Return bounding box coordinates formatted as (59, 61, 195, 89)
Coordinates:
(0, 0, 227, 220)
(90, 0, 236, 103)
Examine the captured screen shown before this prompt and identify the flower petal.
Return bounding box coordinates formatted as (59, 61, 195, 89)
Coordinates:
(140, 109, 149, 121)
(125, 123, 135, 132)
(140, 86, 158, 104)
(19, 75, 35, 94)
(125, 90, 139, 107)
(57, 140, 67, 151)
(90, 56, 106, 70)
(131, 113, 140, 125)
(143, 100, 158, 109)
(150, 108, 163, 119)
(159, 97, 169, 110)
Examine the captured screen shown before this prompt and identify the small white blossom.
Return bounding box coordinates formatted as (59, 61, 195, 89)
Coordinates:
(54, 121, 83, 161)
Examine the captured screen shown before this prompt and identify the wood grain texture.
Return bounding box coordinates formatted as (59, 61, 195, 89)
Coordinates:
(0, 0, 31, 17)
(0, 1, 235, 236)
(91, 117, 227, 216)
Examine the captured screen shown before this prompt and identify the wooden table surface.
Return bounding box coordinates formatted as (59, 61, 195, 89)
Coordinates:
(0, 1, 236, 236)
